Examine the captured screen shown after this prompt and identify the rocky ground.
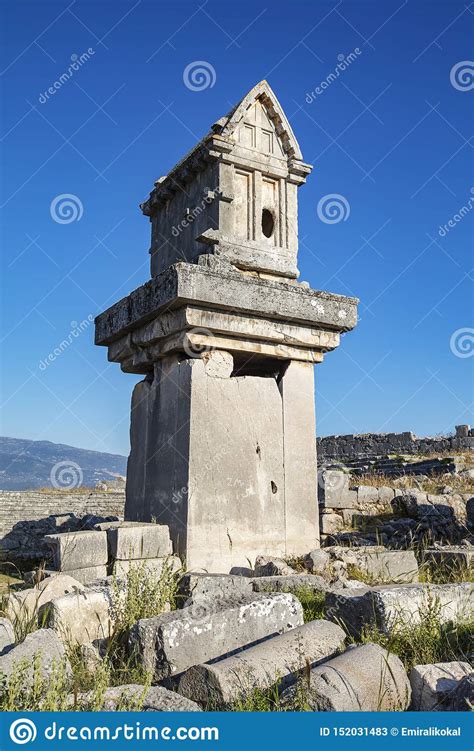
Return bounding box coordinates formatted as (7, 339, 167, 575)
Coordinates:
(0, 455, 472, 713)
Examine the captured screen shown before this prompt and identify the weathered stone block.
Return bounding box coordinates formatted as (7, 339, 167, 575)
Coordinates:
(180, 573, 253, 603)
(44, 530, 108, 571)
(60, 565, 108, 585)
(320, 512, 344, 535)
(422, 547, 473, 570)
(305, 548, 331, 576)
(351, 549, 419, 583)
(318, 470, 351, 508)
(356, 486, 379, 504)
(107, 523, 172, 561)
(43, 588, 113, 645)
(281, 643, 410, 711)
(0, 629, 71, 685)
(6, 574, 85, 622)
(326, 582, 473, 637)
(77, 684, 202, 712)
(178, 619, 345, 705)
(251, 574, 327, 594)
(253, 556, 296, 577)
(410, 662, 472, 710)
(129, 592, 303, 680)
(0, 617, 15, 655)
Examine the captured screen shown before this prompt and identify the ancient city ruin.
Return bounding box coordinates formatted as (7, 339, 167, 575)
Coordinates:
(95, 80, 358, 572)
(0, 82, 472, 715)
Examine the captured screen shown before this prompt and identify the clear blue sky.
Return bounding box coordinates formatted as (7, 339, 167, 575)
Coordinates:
(1, 0, 473, 456)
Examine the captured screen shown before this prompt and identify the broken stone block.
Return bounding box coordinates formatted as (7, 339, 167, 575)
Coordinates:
(178, 619, 345, 706)
(350, 549, 419, 583)
(44, 530, 108, 571)
(305, 548, 331, 577)
(0, 617, 15, 655)
(0, 628, 71, 685)
(180, 573, 254, 603)
(410, 661, 472, 710)
(6, 573, 85, 623)
(320, 512, 344, 535)
(76, 684, 202, 711)
(251, 574, 327, 594)
(281, 643, 411, 711)
(326, 582, 473, 637)
(253, 556, 297, 577)
(43, 588, 113, 645)
(129, 592, 303, 680)
(106, 523, 172, 561)
(112, 556, 181, 578)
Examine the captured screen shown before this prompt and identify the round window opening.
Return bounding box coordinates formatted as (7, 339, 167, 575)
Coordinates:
(261, 209, 274, 238)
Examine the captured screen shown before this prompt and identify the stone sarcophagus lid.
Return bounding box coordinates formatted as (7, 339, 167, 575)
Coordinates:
(95, 80, 358, 572)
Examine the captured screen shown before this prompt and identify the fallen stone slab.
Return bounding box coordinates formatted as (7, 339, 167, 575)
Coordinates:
(253, 556, 297, 577)
(281, 643, 411, 711)
(0, 617, 15, 655)
(75, 684, 202, 711)
(44, 530, 108, 571)
(320, 512, 344, 536)
(129, 592, 303, 680)
(6, 573, 85, 623)
(112, 556, 181, 578)
(105, 523, 172, 561)
(180, 573, 253, 603)
(43, 588, 114, 645)
(326, 582, 474, 637)
(251, 574, 327, 594)
(0, 628, 71, 685)
(178, 619, 345, 706)
(410, 661, 472, 710)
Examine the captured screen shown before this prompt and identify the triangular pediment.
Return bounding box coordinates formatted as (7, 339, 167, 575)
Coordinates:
(216, 80, 303, 161)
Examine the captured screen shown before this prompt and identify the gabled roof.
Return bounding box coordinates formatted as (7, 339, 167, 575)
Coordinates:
(141, 80, 305, 215)
(213, 80, 303, 160)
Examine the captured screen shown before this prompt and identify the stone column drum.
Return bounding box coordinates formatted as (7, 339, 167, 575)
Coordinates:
(95, 80, 358, 572)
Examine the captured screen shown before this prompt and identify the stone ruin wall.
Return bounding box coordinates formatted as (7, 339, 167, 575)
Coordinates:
(317, 426, 474, 464)
(0, 491, 125, 554)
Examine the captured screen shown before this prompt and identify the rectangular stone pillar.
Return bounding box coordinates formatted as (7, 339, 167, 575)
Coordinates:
(279, 360, 319, 555)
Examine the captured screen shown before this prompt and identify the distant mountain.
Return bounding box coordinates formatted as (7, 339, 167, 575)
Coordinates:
(0, 437, 127, 490)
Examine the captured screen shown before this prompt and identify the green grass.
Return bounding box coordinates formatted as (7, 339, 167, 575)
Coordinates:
(354, 596, 474, 673)
(292, 587, 326, 622)
(418, 559, 474, 584)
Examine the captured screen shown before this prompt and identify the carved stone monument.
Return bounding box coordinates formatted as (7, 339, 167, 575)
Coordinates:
(95, 81, 358, 572)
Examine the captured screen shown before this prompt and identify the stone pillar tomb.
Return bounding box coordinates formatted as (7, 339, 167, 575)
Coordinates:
(95, 80, 358, 572)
